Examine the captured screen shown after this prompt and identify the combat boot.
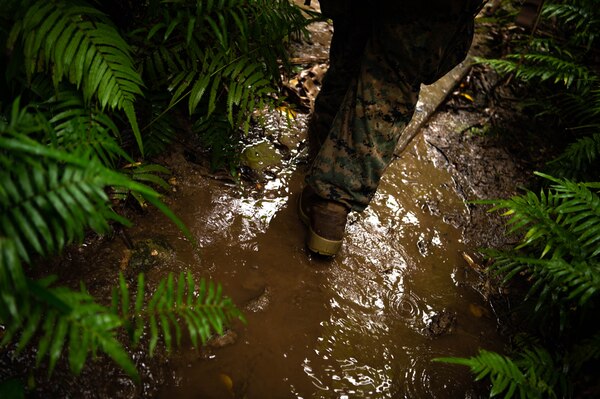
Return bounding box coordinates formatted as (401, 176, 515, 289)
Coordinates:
(298, 186, 349, 256)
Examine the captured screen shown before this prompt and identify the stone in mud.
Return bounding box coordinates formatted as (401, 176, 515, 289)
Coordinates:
(126, 238, 174, 277)
(277, 122, 307, 152)
(208, 329, 238, 348)
(244, 286, 271, 313)
(240, 141, 282, 172)
(425, 310, 457, 337)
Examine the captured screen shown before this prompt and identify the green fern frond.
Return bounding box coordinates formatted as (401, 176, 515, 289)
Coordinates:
(487, 250, 600, 309)
(112, 162, 172, 207)
(489, 175, 600, 261)
(0, 240, 137, 379)
(0, 106, 131, 259)
(112, 272, 244, 355)
(1, 117, 190, 258)
(543, 2, 600, 48)
(136, 0, 305, 135)
(10, 1, 145, 154)
(1, 240, 243, 381)
(434, 348, 558, 398)
(194, 114, 241, 173)
(43, 90, 131, 167)
(143, 112, 176, 157)
(435, 350, 530, 398)
(477, 54, 593, 91)
(484, 174, 600, 314)
(548, 133, 600, 180)
(489, 190, 581, 260)
(0, 157, 119, 262)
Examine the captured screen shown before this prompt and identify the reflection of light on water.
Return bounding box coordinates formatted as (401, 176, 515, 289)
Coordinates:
(238, 196, 287, 228)
(196, 174, 290, 246)
(302, 251, 407, 397)
(431, 231, 442, 247)
(402, 211, 419, 226)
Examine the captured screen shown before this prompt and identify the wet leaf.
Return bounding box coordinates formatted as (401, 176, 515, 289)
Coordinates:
(462, 252, 484, 272)
(458, 92, 474, 102)
(276, 105, 297, 119)
(219, 373, 234, 396)
(469, 303, 489, 318)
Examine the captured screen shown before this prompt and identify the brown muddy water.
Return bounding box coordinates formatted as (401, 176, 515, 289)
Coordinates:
(16, 103, 510, 398)
(100, 108, 507, 398)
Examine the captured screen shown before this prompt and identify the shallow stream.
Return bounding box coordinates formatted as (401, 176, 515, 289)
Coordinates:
(109, 123, 507, 398)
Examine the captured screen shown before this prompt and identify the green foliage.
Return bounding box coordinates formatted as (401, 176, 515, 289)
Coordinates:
(477, 0, 600, 184)
(543, 0, 600, 49)
(0, 0, 305, 390)
(442, 3, 600, 394)
(0, 239, 242, 382)
(479, 0, 599, 92)
(436, 348, 558, 398)
(7, 0, 145, 153)
(43, 90, 130, 167)
(194, 114, 242, 173)
(131, 0, 307, 160)
(112, 273, 244, 356)
(477, 53, 594, 91)
(442, 173, 600, 397)
(484, 173, 600, 314)
(548, 129, 600, 182)
(0, 100, 225, 383)
(439, 174, 600, 398)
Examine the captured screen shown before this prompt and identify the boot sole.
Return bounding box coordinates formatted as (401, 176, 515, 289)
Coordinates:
(298, 191, 342, 257)
(307, 226, 342, 256)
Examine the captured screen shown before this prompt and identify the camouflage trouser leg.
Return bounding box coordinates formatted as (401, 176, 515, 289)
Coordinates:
(306, 13, 370, 161)
(307, 7, 475, 212)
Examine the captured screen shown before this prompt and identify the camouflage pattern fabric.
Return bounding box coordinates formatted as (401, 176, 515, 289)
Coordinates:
(307, 0, 481, 211)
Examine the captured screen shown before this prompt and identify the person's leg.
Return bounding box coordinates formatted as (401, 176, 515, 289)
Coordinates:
(306, 6, 370, 161)
(307, 23, 420, 212)
(308, 6, 477, 211)
(303, 4, 477, 255)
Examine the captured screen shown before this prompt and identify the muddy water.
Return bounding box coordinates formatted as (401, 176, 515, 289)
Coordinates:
(116, 124, 506, 398)
(121, 10, 505, 397)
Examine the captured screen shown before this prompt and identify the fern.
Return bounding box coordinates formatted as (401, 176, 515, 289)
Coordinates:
(0, 239, 136, 378)
(0, 240, 243, 381)
(543, 1, 600, 49)
(140, 96, 178, 157)
(112, 272, 244, 356)
(548, 133, 600, 180)
(194, 114, 242, 173)
(488, 174, 600, 261)
(136, 0, 306, 138)
(8, 1, 145, 154)
(44, 90, 130, 167)
(435, 349, 557, 398)
(477, 53, 594, 91)
(0, 101, 191, 259)
(487, 251, 600, 309)
(483, 174, 600, 314)
(112, 162, 172, 208)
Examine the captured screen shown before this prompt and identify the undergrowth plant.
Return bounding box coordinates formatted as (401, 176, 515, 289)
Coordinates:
(0, 0, 307, 395)
(436, 0, 600, 397)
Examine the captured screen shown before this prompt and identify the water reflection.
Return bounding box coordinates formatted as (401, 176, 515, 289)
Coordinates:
(156, 136, 503, 398)
(295, 138, 496, 398)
